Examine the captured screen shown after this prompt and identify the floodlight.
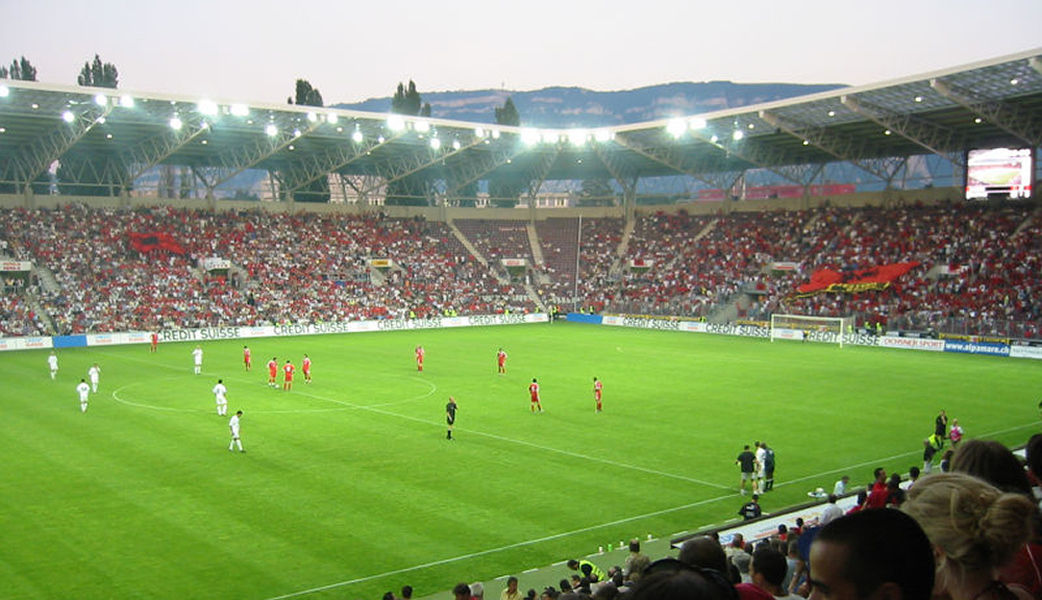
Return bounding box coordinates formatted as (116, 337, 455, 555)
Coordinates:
(732, 130, 744, 141)
(666, 118, 686, 138)
(474, 127, 485, 138)
(710, 134, 719, 143)
(62, 110, 75, 123)
(119, 95, 135, 108)
(689, 117, 707, 130)
(97, 117, 106, 124)
(352, 129, 364, 143)
(520, 129, 540, 146)
(265, 123, 278, 137)
(491, 129, 500, 139)
(452, 138, 461, 150)
(974, 117, 983, 124)
(201, 140, 208, 145)
(387, 115, 405, 131)
(288, 144, 294, 151)
(430, 137, 441, 150)
(326, 113, 338, 124)
(197, 100, 219, 116)
(827, 110, 836, 117)
(169, 117, 183, 130)
(568, 129, 588, 146)
(1010, 78, 1019, 85)
(378, 136, 385, 143)
(914, 96, 923, 103)
(414, 120, 430, 133)
(293, 128, 302, 137)
(747, 123, 755, 130)
(594, 129, 612, 142)
(105, 133, 112, 139)
(883, 129, 892, 136)
(0, 86, 9, 98)
(230, 104, 249, 117)
(306, 112, 318, 123)
(93, 94, 107, 106)
(802, 140, 810, 146)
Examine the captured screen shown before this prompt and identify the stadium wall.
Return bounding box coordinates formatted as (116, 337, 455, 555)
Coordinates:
(0, 186, 962, 221)
(0, 313, 548, 352)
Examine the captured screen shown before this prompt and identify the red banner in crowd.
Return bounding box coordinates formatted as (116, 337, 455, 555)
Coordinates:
(128, 232, 186, 255)
(793, 262, 920, 297)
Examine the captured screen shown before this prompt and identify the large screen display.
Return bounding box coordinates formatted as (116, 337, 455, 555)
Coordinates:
(965, 147, 1033, 200)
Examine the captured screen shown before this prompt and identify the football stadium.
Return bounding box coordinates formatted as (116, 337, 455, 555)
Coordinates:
(2, 45, 1042, 600)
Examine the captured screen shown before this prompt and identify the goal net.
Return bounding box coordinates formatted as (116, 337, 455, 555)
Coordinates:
(769, 314, 854, 347)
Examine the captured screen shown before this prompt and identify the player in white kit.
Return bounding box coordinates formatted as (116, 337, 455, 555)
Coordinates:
(212, 379, 228, 416)
(76, 378, 90, 412)
(48, 351, 59, 380)
(87, 363, 101, 393)
(228, 410, 244, 452)
(192, 345, 203, 375)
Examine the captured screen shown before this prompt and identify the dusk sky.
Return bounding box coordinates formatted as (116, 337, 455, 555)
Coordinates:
(2, 0, 1040, 106)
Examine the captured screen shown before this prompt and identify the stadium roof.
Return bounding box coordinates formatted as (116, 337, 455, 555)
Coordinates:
(0, 47, 1040, 200)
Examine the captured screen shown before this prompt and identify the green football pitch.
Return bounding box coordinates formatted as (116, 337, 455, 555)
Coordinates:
(3, 322, 1040, 599)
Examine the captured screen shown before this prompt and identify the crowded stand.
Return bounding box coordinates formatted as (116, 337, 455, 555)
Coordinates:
(0, 199, 1039, 338)
(0, 205, 533, 335)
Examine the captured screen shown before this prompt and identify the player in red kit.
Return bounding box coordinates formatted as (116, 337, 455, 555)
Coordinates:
(267, 357, 278, 388)
(415, 346, 425, 372)
(243, 345, 252, 371)
(283, 360, 295, 391)
(529, 378, 543, 413)
(593, 377, 603, 412)
(497, 348, 508, 374)
(302, 354, 312, 384)
(150, 332, 159, 353)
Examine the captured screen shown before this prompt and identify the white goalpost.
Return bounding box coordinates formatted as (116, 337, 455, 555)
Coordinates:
(769, 314, 854, 347)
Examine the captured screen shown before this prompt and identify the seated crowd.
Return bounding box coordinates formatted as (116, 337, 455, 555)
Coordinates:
(0, 200, 1038, 337)
(0, 205, 534, 335)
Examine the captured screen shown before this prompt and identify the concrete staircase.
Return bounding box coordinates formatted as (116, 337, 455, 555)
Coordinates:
(448, 220, 488, 266)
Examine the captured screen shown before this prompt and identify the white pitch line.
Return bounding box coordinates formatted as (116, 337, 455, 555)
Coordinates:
(261, 491, 737, 600)
(262, 418, 1042, 600)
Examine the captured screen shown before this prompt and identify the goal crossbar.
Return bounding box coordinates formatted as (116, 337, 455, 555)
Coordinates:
(769, 314, 854, 347)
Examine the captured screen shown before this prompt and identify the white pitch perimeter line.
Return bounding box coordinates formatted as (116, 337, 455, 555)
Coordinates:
(262, 418, 1042, 600)
(261, 491, 736, 600)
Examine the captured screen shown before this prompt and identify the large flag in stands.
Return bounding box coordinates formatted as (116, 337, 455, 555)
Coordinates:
(128, 232, 186, 255)
(794, 262, 919, 297)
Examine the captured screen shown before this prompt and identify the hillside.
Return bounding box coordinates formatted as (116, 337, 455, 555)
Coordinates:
(334, 81, 846, 128)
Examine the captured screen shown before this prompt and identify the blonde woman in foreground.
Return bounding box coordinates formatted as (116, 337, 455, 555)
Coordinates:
(902, 472, 1035, 600)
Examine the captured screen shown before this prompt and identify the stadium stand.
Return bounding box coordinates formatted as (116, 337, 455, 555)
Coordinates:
(1, 199, 1039, 338)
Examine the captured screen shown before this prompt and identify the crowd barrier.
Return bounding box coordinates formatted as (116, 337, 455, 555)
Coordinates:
(0, 313, 549, 352)
(566, 313, 1041, 361)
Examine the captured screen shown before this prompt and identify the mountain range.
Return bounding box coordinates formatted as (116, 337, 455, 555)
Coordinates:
(333, 81, 846, 128)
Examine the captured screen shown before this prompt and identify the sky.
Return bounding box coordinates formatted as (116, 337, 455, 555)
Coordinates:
(1, 0, 1040, 106)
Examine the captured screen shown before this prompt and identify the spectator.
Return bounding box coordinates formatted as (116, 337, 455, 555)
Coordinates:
(631, 558, 738, 600)
(808, 509, 934, 600)
(952, 439, 1042, 597)
(741, 547, 801, 599)
(624, 538, 651, 582)
(866, 467, 889, 508)
(453, 583, 472, 600)
(903, 472, 1035, 600)
(833, 475, 850, 496)
(501, 577, 521, 600)
(401, 585, 413, 600)
(820, 494, 844, 525)
(470, 582, 485, 600)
